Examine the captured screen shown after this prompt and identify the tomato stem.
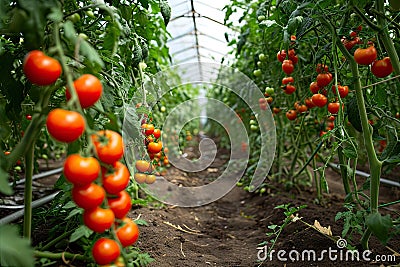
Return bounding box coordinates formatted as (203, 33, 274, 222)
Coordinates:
(33, 250, 87, 261)
(22, 144, 34, 240)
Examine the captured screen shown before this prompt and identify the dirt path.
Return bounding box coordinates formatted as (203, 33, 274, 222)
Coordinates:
(131, 158, 400, 267)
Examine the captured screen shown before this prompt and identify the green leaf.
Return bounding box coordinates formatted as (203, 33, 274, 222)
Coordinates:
(343, 145, 357, 159)
(134, 219, 149, 226)
(365, 212, 393, 244)
(70, 225, 93, 243)
(0, 165, 13, 195)
(0, 225, 34, 267)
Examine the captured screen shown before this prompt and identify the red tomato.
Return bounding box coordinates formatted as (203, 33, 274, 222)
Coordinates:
(153, 129, 161, 139)
(286, 110, 297, 120)
(26, 114, 32, 120)
(116, 218, 139, 247)
(296, 104, 308, 114)
(72, 183, 105, 210)
(66, 74, 103, 108)
(143, 124, 154, 136)
(64, 154, 100, 186)
(327, 102, 340, 114)
(46, 109, 85, 143)
(332, 85, 349, 98)
(23, 50, 62, 86)
(316, 64, 329, 74)
(284, 84, 296, 94)
(92, 238, 120, 265)
(354, 45, 377, 65)
(108, 190, 132, 219)
(311, 93, 328, 107)
(310, 81, 320, 94)
(305, 98, 316, 109)
(282, 77, 294, 85)
(371, 57, 393, 78)
(102, 161, 130, 194)
(91, 130, 124, 164)
(288, 49, 298, 64)
(83, 207, 114, 233)
(316, 73, 332, 87)
(135, 160, 151, 173)
(282, 60, 294, 75)
(277, 50, 286, 62)
(147, 142, 163, 154)
(145, 174, 156, 184)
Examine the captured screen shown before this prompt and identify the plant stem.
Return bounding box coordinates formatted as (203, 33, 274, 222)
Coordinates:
(23, 144, 34, 240)
(34, 250, 87, 261)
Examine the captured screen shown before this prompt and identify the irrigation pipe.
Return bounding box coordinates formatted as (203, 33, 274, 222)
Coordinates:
(0, 191, 61, 225)
(328, 163, 400, 187)
(10, 167, 63, 186)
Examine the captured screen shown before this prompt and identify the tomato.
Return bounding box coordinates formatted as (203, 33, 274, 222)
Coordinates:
(66, 74, 103, 108)
(371, 57, 393, 78)
(26, 114, 32, 120)
(265, 96, 273, 103)
(253, 69, 262, 77)
(277, 50, 286, 62)
(354, 45, 377, 65)
(92, 238, 120, 265)
(83, 207, 114, 233)
(23, 50, 62, 86)
(305, 98, 316, 109)
(309, 81, 320, 94)
(135, 160, 151, 173)
(145, 174, 156, 184)
(332, 85, 349, 98)
(296, 104, 308, 114)
(116, 218, 139, 247)
(282, 60, 294, 75)
(282, 77, 294, 85)
(288, 49, 298, 64)
(286, 110, 297, 121)
(134, 173, 147, 183)
(143, 124, 155, 136)
(64, 154, 100, 185)
(316, 63, 329, 74)
(72, 183, 105, 210)
(316, 73, 332, 87)
(272, 107, 281, 114)
(92, 130, 124, 164)
(46, 109, 85, 143)
(147, 141, 162, 154)
(311, 93, 328, 107)
(327, 102, 340, 114)
(153, 129, 161, 139)
(108, 190, 132, 219)
(102, 161, 130, 194)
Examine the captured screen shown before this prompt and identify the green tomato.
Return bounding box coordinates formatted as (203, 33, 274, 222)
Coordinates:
(160, 106, 166, 112)
(86, 10, 95, 18)
(250, 125, 258, 131)
(14, 166, 22, 172)
(249, 119, 257, 125)
(265, 87, 274, 95)
(257, 15, 266, 22)
(257, 61, 262, 67)
(67, 13, 81, 23)
(258, 53, 267, 62)
(260, 187, 266, 194)
(253, 69, 262, 77)
(78, 33, 88, 40)
(42, 154, 48, 160)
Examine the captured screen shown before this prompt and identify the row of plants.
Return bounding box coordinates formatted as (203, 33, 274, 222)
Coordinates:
(220, 0, 400, 252)
(0, 0, 183, 266)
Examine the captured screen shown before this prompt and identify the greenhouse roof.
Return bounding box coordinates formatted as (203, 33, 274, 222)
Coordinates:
(166, 0, 239, 66)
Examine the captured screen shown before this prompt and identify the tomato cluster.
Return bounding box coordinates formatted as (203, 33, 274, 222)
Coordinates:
(133, 122, 168, 184)
(23, 50, 139, 265)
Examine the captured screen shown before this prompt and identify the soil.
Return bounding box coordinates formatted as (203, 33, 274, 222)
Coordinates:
(130, 148, 400, 267)
(1, 147, 400, 267)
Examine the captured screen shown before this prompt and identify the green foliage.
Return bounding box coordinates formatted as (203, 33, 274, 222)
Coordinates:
(0, 225, 35, 267)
